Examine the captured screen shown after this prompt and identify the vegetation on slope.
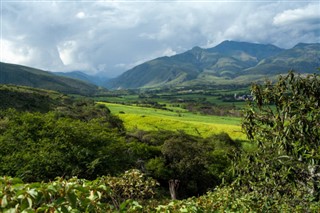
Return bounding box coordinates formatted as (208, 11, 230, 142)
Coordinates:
(0, 62, 104, 96)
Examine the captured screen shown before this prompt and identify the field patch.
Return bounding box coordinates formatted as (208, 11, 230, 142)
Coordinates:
(99, 102, 246, 140)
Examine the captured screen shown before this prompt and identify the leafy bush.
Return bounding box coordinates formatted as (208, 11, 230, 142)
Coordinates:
(0, 109, 129, 182)
(0, 170, 158, 212)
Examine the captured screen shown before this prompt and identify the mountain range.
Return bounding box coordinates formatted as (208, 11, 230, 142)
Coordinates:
(109, 41, 320, 89)
(1, 41, 319, 92)
(0, 62, 103, 96)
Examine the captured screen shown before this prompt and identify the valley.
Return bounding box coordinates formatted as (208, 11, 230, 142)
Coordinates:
(2, 0, 320, 209)
(0, 40, 319, 211)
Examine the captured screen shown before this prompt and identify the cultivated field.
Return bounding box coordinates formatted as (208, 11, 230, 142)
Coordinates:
(100, 102, 246, 140)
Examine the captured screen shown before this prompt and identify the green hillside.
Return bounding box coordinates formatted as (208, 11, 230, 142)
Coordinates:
(0, 62, 103, 95)
(0, 84, 91, 113)
(109, 41, 320, 89)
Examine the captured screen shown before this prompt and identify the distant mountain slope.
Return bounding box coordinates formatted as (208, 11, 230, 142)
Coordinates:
(53, 71, 110, 87)
(110, 56, 200, 89)
(0, 62, 103, 95)
(243, 43, 320, 75)
(109, 41, 319, 89)
(209, 40, 283, 60)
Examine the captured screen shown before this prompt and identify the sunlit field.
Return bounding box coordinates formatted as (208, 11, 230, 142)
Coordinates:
(99, 102, 246, 140)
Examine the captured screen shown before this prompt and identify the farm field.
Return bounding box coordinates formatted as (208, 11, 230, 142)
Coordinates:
(93, 87, 250, 108)
(100, 102, 246, 140)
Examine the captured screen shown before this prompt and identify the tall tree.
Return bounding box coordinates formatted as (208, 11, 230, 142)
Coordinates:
(237, 71, 320, 202)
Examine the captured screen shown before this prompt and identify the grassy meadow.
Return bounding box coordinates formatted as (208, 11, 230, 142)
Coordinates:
(99, 102, 246, 140)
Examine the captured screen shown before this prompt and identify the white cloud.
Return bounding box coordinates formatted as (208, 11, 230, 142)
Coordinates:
(1, 39, 34, 64)
(162, 48, 177, 57)
(57, 40, 77, 65)
(273, 3, 320, 26)
(76, 12, 86, 19)
(1, 1, 319, 77)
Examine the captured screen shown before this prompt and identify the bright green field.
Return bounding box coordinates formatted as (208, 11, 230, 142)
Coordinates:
(99, 102, 246, 140)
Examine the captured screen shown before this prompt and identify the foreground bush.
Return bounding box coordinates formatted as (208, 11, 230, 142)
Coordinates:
(2, 174, 319, 213)
(0, 170, 158, 212)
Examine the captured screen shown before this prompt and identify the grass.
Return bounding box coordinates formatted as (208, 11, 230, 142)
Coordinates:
(99, 102, 246, 140)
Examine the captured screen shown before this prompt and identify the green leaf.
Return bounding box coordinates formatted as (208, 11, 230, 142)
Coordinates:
(66, 192, 77, 208)
(5, 208, 18, 213)
(119, 200, 129, 211)
(27, 197, 33, 208)
(53, 197, 66, 206)
(1, 194, 8, 208)
(60, 205, 69, 213)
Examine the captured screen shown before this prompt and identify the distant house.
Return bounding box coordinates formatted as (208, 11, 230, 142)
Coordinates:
(234, 94, 253, 101)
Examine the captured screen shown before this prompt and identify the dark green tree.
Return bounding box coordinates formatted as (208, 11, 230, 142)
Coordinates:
(146, 131, 238, 199)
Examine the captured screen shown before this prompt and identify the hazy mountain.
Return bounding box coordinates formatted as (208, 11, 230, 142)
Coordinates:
(109, 41, 319, 89)
(0, 62, 103, 95)
(53, 71, 110, 87)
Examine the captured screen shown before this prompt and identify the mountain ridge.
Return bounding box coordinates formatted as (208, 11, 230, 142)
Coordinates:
(109, 40, 319, 89)
(0, 62, 104, 95)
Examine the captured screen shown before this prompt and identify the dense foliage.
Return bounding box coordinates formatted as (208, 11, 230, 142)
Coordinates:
(0, 110, 129, 182)
(0, 170, 158, 212)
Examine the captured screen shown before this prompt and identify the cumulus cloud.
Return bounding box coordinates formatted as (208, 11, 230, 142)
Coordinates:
(273, 3, 320, 26)
(1, 1, 319, 77)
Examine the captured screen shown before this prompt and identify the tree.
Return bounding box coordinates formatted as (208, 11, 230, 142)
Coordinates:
(146, 131, 238, 199)
(237, 71, 320, 203)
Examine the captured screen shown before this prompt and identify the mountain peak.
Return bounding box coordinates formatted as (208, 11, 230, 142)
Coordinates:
(191, 46, 203, 51)
(212, 40, 279, 50)
(208, 40, 284, 60)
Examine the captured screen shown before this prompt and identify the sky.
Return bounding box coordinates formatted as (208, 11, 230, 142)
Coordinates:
(1, 0, 320, 77)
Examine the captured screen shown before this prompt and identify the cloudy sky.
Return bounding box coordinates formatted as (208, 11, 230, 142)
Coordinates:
(1, 0, 320, 77)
